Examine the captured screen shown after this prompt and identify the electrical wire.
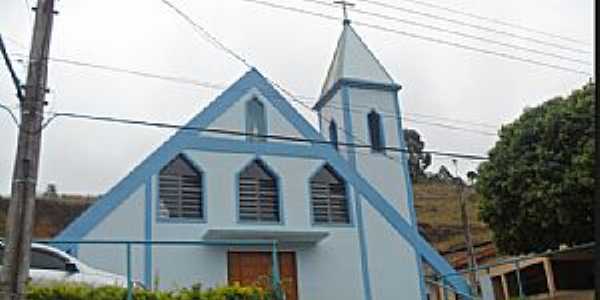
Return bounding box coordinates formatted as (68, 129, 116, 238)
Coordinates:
(301, 0, 590, 64)
(11, 53, 502, 135)
(391, 0, 590, 46)
(41, 109, 488, 160)
(0, 102, 20, 126)
(236, 0, 591, 76)
(353, 0, 590, 54)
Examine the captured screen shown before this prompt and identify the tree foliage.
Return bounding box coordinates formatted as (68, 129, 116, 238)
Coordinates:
(403, 129, 432, 181)
(476, 83, 594, 255)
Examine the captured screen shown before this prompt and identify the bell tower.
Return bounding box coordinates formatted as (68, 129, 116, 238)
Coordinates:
(314, 15, 425, 300)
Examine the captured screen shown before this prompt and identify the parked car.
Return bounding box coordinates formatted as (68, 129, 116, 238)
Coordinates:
(0, 242, 144, 289)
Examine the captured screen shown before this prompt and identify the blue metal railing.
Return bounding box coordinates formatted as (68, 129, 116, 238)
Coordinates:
(35, 239, 282, 300)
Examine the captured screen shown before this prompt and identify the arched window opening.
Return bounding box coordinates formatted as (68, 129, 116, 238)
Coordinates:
(159, 155, 203, 220)
(310, 164, 350, 224)
(329, 120, 339, 150)
(238, 160, 279, 222)
(246, 99, 267, 142)
(367, 110, 385, 152)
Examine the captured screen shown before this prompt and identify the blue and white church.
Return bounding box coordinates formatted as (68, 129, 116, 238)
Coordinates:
(57, 20, 469, 300)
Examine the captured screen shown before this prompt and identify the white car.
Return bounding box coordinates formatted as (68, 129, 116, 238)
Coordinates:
(0, 242, 144, 289)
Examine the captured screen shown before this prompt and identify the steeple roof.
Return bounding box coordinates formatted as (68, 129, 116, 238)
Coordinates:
(320, 23, 395, 96)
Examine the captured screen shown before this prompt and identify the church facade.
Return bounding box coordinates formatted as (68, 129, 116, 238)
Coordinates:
(57, 22, 468, 300)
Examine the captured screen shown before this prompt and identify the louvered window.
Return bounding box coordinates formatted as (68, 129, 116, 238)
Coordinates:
(158, 155, 203, 220)
(310, 165, 350, 224)
(238, 160, 279, 222)
(368, 110, 385, 152)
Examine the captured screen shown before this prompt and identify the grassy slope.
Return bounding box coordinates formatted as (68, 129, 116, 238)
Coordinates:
(414, 182, 492, 252)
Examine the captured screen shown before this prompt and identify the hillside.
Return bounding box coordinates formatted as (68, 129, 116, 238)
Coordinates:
(0, 195, 94, 238)
(0, 183, 492, 253)
(414, 182, 492, 252)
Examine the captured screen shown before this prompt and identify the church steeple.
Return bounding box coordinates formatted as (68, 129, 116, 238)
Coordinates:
(318, 21, 396, 99)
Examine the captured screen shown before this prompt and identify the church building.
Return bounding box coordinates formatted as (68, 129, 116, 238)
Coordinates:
(57, 20, 469, 300)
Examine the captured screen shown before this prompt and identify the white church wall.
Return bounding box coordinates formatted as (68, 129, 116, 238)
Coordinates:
(347, 87, 412, 221)
(319, 92, 351, 163)
(201, 88, 306, 143)
(362, 199, 423, 299)
(147, 150, 364, 296)
(78, 185, 146, 283)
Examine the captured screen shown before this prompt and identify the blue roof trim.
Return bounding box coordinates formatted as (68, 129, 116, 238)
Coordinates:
(55, 68, 324, 241)
(311, 143, 470, 294)
(54, 68, 468, 295)
(314, 78, 402, 111)
(343, 85, 373, 300)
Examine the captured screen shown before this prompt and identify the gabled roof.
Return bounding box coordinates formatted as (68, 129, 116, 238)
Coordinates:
(320, 23, 395, 97)
(55, 68, 469, 295)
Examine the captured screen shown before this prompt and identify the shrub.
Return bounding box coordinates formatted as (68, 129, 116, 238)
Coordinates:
(26, 282, 274, 300)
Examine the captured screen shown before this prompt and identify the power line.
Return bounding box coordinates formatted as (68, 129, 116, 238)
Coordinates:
(237, 0, 591, 76)
(158, 0, 252, 69)
(0, 102, 20, 126)
(300, 0, 590, 64)
(10, 53, 502, 134)
(39, 109, 488, 160)
(390, 0, 590, 46)
(353, 0, 590, 55)
(157, 0, 387, 161)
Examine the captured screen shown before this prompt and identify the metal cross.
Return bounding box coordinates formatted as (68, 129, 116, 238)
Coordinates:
(333, 0, 355, 23)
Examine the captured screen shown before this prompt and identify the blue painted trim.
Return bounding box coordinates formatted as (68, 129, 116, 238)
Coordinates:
(144, 177, 153, 288)
(342, 86, 373, 300)
(315, 143, 470, 294)
(314, 78, 402, 111)
(307, 162, 355, 227)
(235, 157, 284, 225)
(156, 153, 207, 223)
(394, 92, 426, 299)
(54, 68, 468, 295)
(393, 95, 417, 227)
(156, 153, 207, 224)
(55, 68, 323, 242)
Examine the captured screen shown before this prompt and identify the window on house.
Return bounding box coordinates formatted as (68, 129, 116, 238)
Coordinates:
(310, 164, 350, 224)
(367, 110, 385, 152)
(329, 120, 339, 150)
(238, 160, 279, 222)
(246, 98, 267, 142)
(159, 155, 203, 220)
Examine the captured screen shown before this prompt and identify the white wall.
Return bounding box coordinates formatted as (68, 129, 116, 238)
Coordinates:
(78, 185, 146, 282)
(201, 88, 306, 143)
(76, 84, 423, 299)
(347, 87, 412, 221)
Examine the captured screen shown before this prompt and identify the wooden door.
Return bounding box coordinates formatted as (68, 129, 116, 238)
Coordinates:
(228, 252, 298, 300)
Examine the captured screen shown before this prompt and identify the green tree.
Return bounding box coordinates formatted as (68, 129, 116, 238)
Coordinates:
(403, 129, 432, 182)
(476, 83, 594, 255)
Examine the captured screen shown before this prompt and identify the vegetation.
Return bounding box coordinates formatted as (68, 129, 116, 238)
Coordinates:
(476, 83, 594, 255)
(0, 195, 93, 237)
(413, 182, 491, 252)
(403, 129, 432, 182)
(27, 282, 275, 300)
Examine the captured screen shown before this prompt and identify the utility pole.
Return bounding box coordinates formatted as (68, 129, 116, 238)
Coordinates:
(452, 159, 478, 294)
(0, 0, 56, 299)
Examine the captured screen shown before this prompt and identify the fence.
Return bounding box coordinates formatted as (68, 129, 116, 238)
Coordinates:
(427, 242, 595, 300)
(34, 239, 284, 300)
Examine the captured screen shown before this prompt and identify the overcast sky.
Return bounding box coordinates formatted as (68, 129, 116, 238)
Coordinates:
(0, 0, 594, 196)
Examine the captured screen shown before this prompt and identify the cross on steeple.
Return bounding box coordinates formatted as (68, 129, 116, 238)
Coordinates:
(333, 0, 355, 24)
